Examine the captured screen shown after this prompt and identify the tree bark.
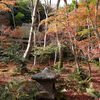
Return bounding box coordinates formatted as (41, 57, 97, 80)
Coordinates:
(64, 0, 67, 6)
(30, 0, 34, 15)
(23, 0, 40, 59)
(56, 0, 60, 10)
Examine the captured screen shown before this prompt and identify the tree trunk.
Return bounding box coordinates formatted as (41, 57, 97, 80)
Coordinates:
(43, 2, 48, 48)
(0, 32, 3, 47)
(11, 7, 16, 28)
(49, 0, 51, 6)
(81, 50, 91, 76)
(55, 0, 68, 67)
(55, 0, 64, 68)
(56, 34, 63, 68)
(23, 0, 40, 59)
(95, 0, 100, 62)
(34, 29, 37, 65)
(54, 50, 58, 65)
(74, 0, 80, 71)
(30, 0, 34, 15)
(56, 0, 60, 10)
(87, 18, 91, 60)
(64, 0, 67, 5)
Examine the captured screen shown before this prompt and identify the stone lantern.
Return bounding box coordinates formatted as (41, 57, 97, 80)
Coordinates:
(31, 67, 60, 100)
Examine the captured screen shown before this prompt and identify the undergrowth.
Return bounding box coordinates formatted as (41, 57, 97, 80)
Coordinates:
(0, 44, 28, 73)
(0, 79, 38, 100)
(56, 67, 91, 97)
(66, 68, 91, 93)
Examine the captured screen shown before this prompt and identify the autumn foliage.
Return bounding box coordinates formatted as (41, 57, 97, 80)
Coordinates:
(0, 0, 16, 11)
(40, 3, 100, 61)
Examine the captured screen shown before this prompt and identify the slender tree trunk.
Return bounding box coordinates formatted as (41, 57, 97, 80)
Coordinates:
(68, 31, 74, 52)
(56, 0, 60, 10)
(30, 0, 37, 65)
(30, 0, 34, 15)
(55, 0, 67, 67)
(74, 37, 80, 72)
(87, 18, 91, 60)
(68, 30, 79, 72)
(11, 7, 16, 28)
(64, 0, 67, 6)
(95, 0, 100, 62)
(55, 0, 64, 68)
(74, 0, 80, 71)
(81, 50, 91, 76)
(33, 29, 37, 65)
(23, 0, 40, 59)
(75, 52, 79, 71)
(56, 34, 63, 68)
(49, 0, 51, 6)
(57, 0, 67, 9)
(54, 50, 57, 65)
(66, 0, 79, 71)
(44, 32, 47, 48)
(43, 2, 48, 48)
(0, 32, 3, 47)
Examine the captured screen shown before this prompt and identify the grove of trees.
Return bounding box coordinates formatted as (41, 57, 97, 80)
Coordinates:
(0, 0, 100, 100)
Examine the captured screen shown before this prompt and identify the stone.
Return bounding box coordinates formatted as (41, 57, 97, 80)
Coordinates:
(31, 67, 60, 100)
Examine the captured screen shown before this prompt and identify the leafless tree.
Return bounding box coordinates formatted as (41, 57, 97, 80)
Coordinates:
(43, 0, 49, 48)
(23, 0, 40, 59)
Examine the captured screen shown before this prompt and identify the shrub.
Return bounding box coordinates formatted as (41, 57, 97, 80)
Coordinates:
(66, 68, 91, 93)
(86, 83, 100, 99)
(0, 43, 28, 73)
(15, 12, 25, 26)
(0, 79, 38, 100)
(31, 43, 72, 64)
(0, 43, 23, 63)
(31, 43, 58, 64)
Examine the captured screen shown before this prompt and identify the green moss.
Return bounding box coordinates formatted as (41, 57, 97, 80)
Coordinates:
(15, 12, 25, 25)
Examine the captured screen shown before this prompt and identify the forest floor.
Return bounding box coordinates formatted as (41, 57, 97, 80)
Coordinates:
(0, 61, 100, 100)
